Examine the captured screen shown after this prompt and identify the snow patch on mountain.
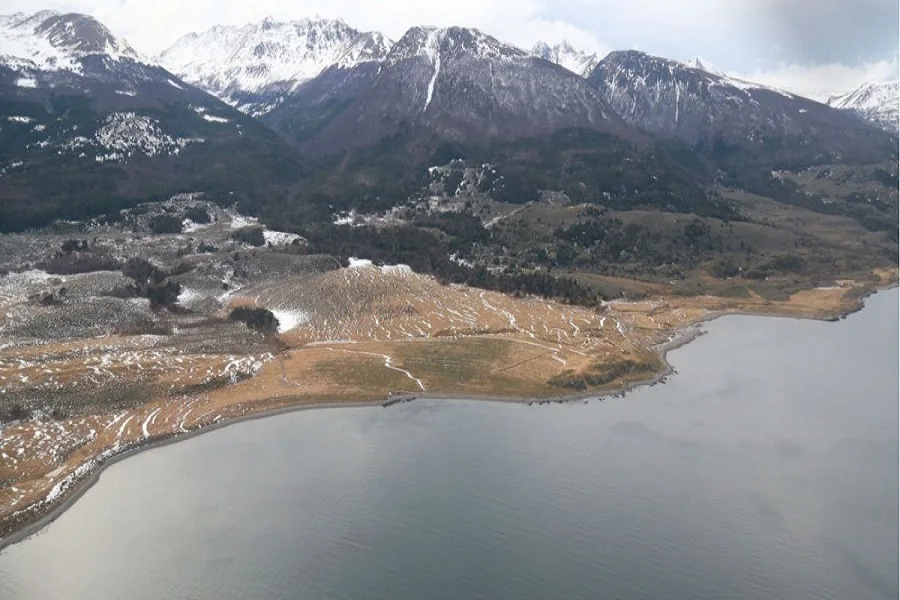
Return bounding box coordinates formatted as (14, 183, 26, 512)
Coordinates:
(423, 29, 442, 111)
(334, 31, 392, 69)
(719, 75, 795, 99)
(532, 41, 598, 77)
(683, 56, 726, 78)
(58, 112, 205, 163)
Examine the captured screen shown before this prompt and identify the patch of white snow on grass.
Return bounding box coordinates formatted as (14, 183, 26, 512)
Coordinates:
(229, 214, 259, 229)
(15, 77, 37, 88)
(182, 219, 211, 233)
(380, 264, 413, 275)
(177, 287, 204, 307)
(271, 309, 309, 333)
(263, 230, 302, 246)
(348, 257, 374, 268)
(142, 407, 161, 437)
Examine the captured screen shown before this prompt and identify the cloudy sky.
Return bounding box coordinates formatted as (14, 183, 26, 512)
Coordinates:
(6, 0, 899, 99)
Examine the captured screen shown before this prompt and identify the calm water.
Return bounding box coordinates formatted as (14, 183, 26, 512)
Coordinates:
(1, 289, 897, 600)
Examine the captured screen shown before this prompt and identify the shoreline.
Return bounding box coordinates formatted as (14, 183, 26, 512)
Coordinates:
(0, 282, 893, 552)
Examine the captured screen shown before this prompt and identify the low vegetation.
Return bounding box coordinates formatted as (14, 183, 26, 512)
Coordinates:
(229, 306, 280, 334)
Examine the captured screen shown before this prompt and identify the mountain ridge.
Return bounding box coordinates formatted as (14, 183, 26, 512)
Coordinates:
(827, 80, 899, 133)
(532, 40, 599, 77)
(291, 25, 635, 155)
(156, 17, 392, 116)
(587, 49, 895, 167)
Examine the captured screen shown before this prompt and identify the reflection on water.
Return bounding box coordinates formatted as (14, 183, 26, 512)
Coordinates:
(1, 289, 897, 600)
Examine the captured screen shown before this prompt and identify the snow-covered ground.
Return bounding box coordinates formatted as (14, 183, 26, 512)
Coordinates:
(262, 230, 303, 246)
(271, 309, 309, 333)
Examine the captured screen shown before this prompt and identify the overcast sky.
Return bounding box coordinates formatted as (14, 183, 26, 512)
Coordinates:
(6, 0, 899, 99)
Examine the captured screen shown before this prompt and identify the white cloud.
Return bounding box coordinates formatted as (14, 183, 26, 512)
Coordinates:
(1, 0, 896, 100)
(732, 57, 899, 101)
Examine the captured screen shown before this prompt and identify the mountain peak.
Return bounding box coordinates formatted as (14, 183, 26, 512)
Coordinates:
(683, 56, 726, 77)
(532, 40, 598, 77)
(301, 25, 629, 154)
(35, 12, 143, 61)
(827, 80, 899, 133)
(386, 26, 526, 67)
(0, 10, 146, 73)
(157, 17, 391, 115)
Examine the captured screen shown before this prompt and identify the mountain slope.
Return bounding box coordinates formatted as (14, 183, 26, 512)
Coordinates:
(532, 41, 599, 77)
(303, 26, 633, 155)
(0, 11, 302, 232)
(827, 81, 899, 134)
(156, 17, 391, 116)
(587, 50, 896, 166)
(259, 60, 382, 146)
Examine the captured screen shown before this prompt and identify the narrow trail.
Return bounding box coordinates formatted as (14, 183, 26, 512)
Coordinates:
(480, 291, 518, 328)
(278, 356, 307, 388)
(329, 348, 426, 392)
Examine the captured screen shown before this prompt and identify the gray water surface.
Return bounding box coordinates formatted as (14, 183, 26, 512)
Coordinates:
(1, 289, 897, 600)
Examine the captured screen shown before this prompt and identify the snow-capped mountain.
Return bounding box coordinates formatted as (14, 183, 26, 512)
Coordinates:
(0, 10, 147, 73)
(531, 41, 599, 78)
(587, 50, 895, 164)
(827, 81, 899, 134)
(0, 10, 302, 230)
(0, 10, 249, 165)
(300, 26, 631, 154)
(156, 17, 392, 116)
